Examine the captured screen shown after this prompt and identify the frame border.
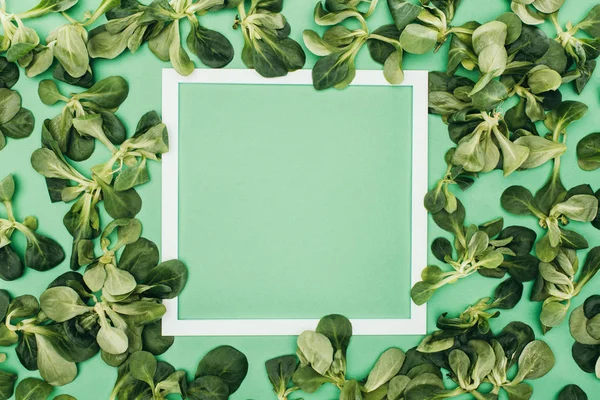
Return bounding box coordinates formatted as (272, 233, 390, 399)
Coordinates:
(161, 69, 428, 336)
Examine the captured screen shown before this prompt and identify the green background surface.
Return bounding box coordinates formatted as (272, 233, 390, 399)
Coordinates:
(0, 0, 599, 399)
(178, 84, 412, 319)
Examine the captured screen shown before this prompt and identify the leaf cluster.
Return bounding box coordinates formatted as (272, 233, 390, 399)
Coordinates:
(0, 227, 188, 388)
(31, 90, 167, 270)
(417, 277, 525, 354)
(0, 59, 34, 151)
(0, 0, 120, 86)
(38, 76, 129, 162)
(111, 345, 248, 400)
(569, 294, 600, 380)
(0, 351, 16, 400)
(0, 174, 65, 281)
(267, 313, 556, 400)
(412, 206, 539, 305)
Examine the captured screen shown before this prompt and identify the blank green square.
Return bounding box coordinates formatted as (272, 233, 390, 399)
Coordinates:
(177, 83, 414, 319)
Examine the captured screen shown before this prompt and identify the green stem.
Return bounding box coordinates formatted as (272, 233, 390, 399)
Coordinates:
(368, 33, 400, 48)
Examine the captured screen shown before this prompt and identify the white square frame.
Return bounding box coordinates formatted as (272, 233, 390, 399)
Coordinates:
(161, 69, 428, 336)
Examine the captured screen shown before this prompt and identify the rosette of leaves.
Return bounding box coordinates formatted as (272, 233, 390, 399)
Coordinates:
(267, 314, 408, 398)
(13, 377, 75, 400)
(407, 321, 555, 399)
(502, 185, 598, 263)
(424, 149, 477, 214)
(110, 346, 248, 400)
(0, 0, 76, 75)
(0, 85, 35, 151)
(511, 0, 565, 25)
(448, 110, 531, 177)
(0, 353, 16, 400)
(577, 132, 600, 171)
(39, 220, 188, 366)
(232, 0, 306, 78)
(0, 174, 65, 281)
(109, 351, 187, 400)
(72, 111, 169, 192)
(1, 292, 99, 387)
(404, 328, 555, 399)
(412, 204, 537, 305)
(38, 76, 129, 161)
(569, 295, 600, 379)
(31, 122, 143, 270)
(502, 65, 563, 123)
(0, 0, 119, 85)
(417, 277, 524, 354)
(396, 0, 464, 55)
(303, 0, 382, 90)
(532, 247, 600, 332)
(550, 5, 600, 93)
(90, 0, 234, 76)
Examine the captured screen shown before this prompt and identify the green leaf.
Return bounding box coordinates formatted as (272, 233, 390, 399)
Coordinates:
(129, 351, 157, 389)
(497, 12, 523, 45)
(387, 0, 422, 30)
(532, 0, 565, 13)
(383, 49, 404, 84)
(579, 247, 600, 287)
(186, 24, 234, 69)
(0, 369, 16, 400)
(501, 186, 539, 216)
(515, 136, 566, 169)
(36, 334, 77, 386)
(38, 80, 65, 106)
(316, 314, 352, 354)
(551, 195, 598, 222)
(492, 277, 523, 309)
(502, 382, 533, 400)
(527, 66, 562, 94)
(340, 379, 362, 400)
(0, 89, 21, 125)
(571, 342, 600, 373)
(97, 325, 128, 355)
(195, 345, 248, 394)
(142, 321, 175, 356)
(51, 25, 89, 78)
(0, 57, 19, 89)
(0, 174, 14, 202)
(558, 384, 588, 400)
(547, 101, 588, 135)
(23, 231, 65, 272)
(472, 21, 508, 54)
(364, 348, 405, 392)
(187, 375, 229, 400)
(15, 378, 51, 400)
(40, 287, 89, 322)
(119, 237, 159, 282)
(291, 366, 329, 394)
(513, 340, 555, 383)
(312, 52, 350, 90)
(297, 331, 334, 375)
(577, 132, 600, 171)
(584, 295, 600, 319)
(96, 179, 142, 219)
(76, 76, 129, 109)
(399, 24, 438, 55)
(144, 259, 188, 299)
(579, 4, 600, 37)
(265, 355, 297, 396)
(569, 306, 600, 345)
(540, 301, 569, 327)
(104, 264, 137, 296)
